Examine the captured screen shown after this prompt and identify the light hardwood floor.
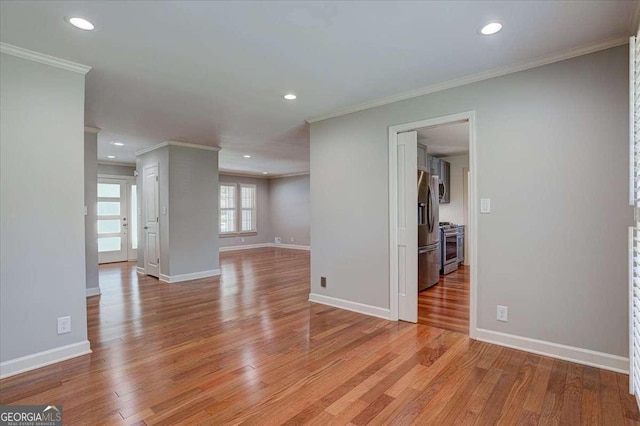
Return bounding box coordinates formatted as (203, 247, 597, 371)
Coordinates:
(0, 248, 638, 425)
(418, 265, 470, 334)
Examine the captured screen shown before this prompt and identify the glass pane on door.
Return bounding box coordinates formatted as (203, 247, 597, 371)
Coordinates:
(98, 237, 121, 252)
(98, 219, 121, 234)
(98, 183, 121, 198)
(98, 202, 121, 216)
(131, 184, 138, 250)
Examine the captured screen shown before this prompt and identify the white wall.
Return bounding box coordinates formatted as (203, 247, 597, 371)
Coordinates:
(219, 174, 272, 248)
(310, 46, 631, 358)
(85, 132, 99, 294)
(270, 175, 310, 246)
(0, 53, 89, 366)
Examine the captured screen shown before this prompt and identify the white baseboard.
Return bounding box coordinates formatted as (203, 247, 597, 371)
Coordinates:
(219, 243, 271, 252)
(272, 243, 311, 251)
(136, 266, 145, 275)
(159, 269, 221, 284)
(86, 287, 101, 298)
(0, 340, 92, 379)
(220, 243, 310, 252)
(309, 293, 390, 320)
(475, 328, 629, 374)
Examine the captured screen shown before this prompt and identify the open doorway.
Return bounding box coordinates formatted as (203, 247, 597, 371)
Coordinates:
(389, 111, 477, 338)
(416, 121, 470, 334)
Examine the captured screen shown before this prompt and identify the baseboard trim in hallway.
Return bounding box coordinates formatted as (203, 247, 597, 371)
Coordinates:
(309, 293, 391, 320)
(159, 269, 221, 283)
(0, 340, 91, 379)
(220, 243, 310, 252)
(475, 328, 629, 374)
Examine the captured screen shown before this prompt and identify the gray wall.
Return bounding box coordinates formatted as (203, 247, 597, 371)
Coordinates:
(219, 174, 272, 248)
(168, 145, 219, 275)
(0, 53, 88, 362)
(310, 46, 631, 357)
(136, 146, 169, 274)
(97, 163, 135, 177)
(439, 154, 469, 226)
(270, 175, 310, 246)
(84, 132, 99, 293)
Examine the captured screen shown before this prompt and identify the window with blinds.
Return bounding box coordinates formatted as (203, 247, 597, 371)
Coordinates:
(219, 183, 257, 235)
(240, 184, 257, 233)
(630, 30, 640, 406)
(219, 184, 237, 234)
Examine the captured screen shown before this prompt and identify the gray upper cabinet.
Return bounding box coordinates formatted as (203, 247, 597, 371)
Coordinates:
(427, 156, 450, 204)
(417, 142, 428, 170)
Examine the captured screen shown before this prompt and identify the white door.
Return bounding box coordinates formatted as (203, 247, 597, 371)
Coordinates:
(397, 131, 418, 322)
(629, 30, 640, 406)
(97, 178, 129, 263)
(143, 164, 160, 277)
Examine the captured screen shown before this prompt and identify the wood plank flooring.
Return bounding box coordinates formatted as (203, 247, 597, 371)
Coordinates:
(0, 248, 637, 425)
(418, 265, 470, 334)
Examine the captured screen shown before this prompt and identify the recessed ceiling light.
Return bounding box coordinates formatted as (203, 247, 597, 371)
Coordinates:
(480, 22, 502, 35)
(107, 155, 116, 159)
(262, 172, 268, 175)
(284, 94, 297, 100)
(243, 155, 251, 158)
(68, 17, 95, 31)
(110, 141, 124, 146)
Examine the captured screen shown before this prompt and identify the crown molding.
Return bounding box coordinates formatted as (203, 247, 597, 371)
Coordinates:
(219, 170, 310, 179)
(135, 141, 222, 156)
(271, 171, 310, 179)
(84, 126, 101, 134)
(219, 170, 270, 179)
(306, 36, 628, 124)
(98, 161, 136, 167)
(0, 43, 91, 75)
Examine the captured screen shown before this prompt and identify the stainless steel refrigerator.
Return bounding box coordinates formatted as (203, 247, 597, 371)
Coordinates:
(418, 170, 440, 291)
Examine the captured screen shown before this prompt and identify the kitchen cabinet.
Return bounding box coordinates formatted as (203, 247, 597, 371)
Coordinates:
(427, 156, 450, 204)
(417, 142, 428, 170)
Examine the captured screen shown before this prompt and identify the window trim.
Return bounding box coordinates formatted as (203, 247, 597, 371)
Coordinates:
(218, 182, 258, 236)
(219, 183, 238, 235)
(239, 183, 257, 234)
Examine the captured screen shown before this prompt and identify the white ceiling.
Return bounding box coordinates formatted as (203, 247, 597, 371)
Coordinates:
(418, 121, 469, 157)
(0, 1, 636, 175)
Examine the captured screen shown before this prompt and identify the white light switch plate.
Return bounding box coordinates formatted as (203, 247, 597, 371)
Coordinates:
(480, 198, 491, 214)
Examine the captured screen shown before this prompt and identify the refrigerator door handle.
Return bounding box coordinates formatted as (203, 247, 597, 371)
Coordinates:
(418, 248, 428, 255)
(426, 187, 433, 231)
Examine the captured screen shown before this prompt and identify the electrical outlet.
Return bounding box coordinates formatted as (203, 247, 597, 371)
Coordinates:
(497, 305, 508, 322)
(290, 237, 294, 242)
(274, 237, 281, 244)
(57, 316, 71, 334)
(240, 237, 245, 243)
(321, 277, 327, 288)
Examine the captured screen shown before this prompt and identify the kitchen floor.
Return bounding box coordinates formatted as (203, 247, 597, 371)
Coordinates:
(418, 265, 469, 334)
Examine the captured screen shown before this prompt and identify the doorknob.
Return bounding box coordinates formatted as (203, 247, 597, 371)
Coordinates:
(144, 226, 148, 230)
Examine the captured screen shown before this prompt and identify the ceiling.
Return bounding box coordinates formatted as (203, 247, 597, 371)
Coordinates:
(0, 1, 636, 175)
(418, 121, 469, 157)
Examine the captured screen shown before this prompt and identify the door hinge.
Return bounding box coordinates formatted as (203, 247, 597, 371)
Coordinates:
(156, 176, 158, 181)
(156, 217, 159, 222)
(157, 258, 159, 264)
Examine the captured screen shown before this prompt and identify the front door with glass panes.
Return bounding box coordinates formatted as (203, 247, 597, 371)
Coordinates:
(98, 178, 129, 263)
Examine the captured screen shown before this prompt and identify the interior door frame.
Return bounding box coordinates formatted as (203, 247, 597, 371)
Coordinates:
(388, 111, 478, 339)
(98, 174, 137, 261)
(142, 162, 160, 277)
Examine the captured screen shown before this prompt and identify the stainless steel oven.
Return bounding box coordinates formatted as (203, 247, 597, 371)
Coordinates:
(440, 226, 458, 275)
